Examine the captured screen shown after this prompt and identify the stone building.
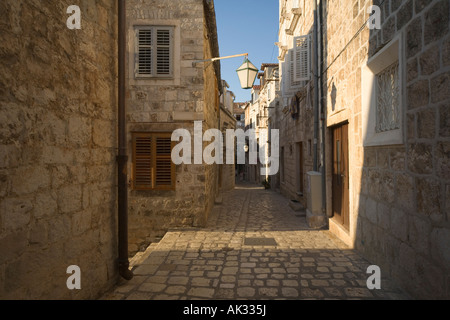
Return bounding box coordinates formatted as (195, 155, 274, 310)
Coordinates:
(219, 80, 237, 192)
(242, 63, 281, 186)
(275, 0, 450, 298)
(125, 0, 223, 255)
(274, 0, 317, 224)
(256, 63, 280, 185)
(233, 103, 246, 181)
(233, 102, 246, 131)
(0, 0, 119, 299)
(0, 0, 224, 299)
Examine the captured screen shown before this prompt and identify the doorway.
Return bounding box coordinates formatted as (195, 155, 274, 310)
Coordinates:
(332, 123, 349, 230)
(296, 142, 303, 195)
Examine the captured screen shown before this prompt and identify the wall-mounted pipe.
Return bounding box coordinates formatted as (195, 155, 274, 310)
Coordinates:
(117, 0, 133, 281)
(313, 0, 319, 172)
(318, 0, 327, 216)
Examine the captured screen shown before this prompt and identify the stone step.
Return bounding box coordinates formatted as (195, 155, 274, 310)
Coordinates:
(289, 199, 305, 213)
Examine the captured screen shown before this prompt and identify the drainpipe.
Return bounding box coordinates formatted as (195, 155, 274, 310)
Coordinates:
(318, 0, 327, 216)
(117, 0, 133, 280)
(312, 0, 319, 172)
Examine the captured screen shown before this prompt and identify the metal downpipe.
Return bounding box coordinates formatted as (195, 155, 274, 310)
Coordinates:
(318, 0, 327, 216)
(313, 1, 320, 172)
(118, 0, 133, 281)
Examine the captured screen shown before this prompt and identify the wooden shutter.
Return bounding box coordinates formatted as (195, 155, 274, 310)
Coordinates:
(156, 28, 172, 76)
(132, 133, 175, 190)
(136, 28, 153, 77)
(133, 133, 153, 189)
(155, 134, 174, 188)
(294, 35, 311, 82)
(289, 50, 301, 88)
(135, 26, 173, 78)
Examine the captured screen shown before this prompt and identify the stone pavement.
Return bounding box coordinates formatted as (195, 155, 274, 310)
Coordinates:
(102, 183, 409, 300)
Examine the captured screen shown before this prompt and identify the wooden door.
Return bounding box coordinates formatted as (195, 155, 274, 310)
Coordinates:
(332, 123, 349, 230)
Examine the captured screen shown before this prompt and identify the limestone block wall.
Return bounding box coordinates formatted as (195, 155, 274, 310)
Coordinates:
(220, 108, 237, 192)
(324, 0, 449, 299)
(277, 0, 316, 206)
(201, 4, 220, 229)
(0, 0, 118, 299)
(125, 0, 220, 255)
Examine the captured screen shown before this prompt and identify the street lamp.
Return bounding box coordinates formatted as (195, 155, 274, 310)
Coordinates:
(192, 53, 259, 90)
(236, 57, 259, 89)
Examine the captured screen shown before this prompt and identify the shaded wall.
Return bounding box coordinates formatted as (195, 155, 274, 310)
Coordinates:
(0, 0, 119, 299)
(323, 0, 450, 299)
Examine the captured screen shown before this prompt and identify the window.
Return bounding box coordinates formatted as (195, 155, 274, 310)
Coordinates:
(362, 33, 404, 146)
(135, 26, 174, 78)
(132, 132, 175, 190)
(288, 46, 309, 89)
(293, 34, 311, 82)
(376, 62, 400, 133)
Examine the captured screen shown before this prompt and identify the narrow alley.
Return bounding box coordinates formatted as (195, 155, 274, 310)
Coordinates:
(103, 183, 409, 300)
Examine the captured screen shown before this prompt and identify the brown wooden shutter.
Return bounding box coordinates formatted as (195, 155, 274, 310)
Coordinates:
(133, 133, 153, 189)
(132, 132, 175, 190)
(155, 134, 174, 189)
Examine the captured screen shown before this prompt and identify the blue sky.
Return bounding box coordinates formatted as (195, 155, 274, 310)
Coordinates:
(214, 0, 279, 102)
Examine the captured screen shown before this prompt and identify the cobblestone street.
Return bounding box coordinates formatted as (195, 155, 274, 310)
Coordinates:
(102, 183, 409, 300)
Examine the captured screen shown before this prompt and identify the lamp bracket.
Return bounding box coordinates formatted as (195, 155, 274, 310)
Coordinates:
(192, 53, 248, 67)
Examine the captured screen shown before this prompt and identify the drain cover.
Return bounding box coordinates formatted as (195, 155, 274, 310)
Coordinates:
(244, 237, 278, 246)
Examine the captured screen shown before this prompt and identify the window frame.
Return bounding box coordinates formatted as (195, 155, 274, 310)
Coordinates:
(361, 32, 405, 147)
(134, 25, 174, 79)
(132, 132, 176, 191)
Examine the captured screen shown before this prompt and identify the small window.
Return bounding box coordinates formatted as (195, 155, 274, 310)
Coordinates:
(376, 62, 400, 133)
(132, 132, 175, 190)
(362, 33, 404, 146)
(135, 26, 174, 79)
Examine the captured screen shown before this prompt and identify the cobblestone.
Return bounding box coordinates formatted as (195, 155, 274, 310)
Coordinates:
(102, 183, 410, 300)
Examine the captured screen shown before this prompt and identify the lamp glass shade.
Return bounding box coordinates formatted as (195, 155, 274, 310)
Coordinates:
(236, 58, 259, 89)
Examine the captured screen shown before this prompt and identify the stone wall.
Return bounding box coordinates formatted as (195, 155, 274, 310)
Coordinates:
(324, 0, 449, 299)
(276, 0, 316, 207)
(0, 0, 118, 299)
(125, 0, 220, 255)
(220, 107, 236, 192)
(201, 1, 220, 227)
